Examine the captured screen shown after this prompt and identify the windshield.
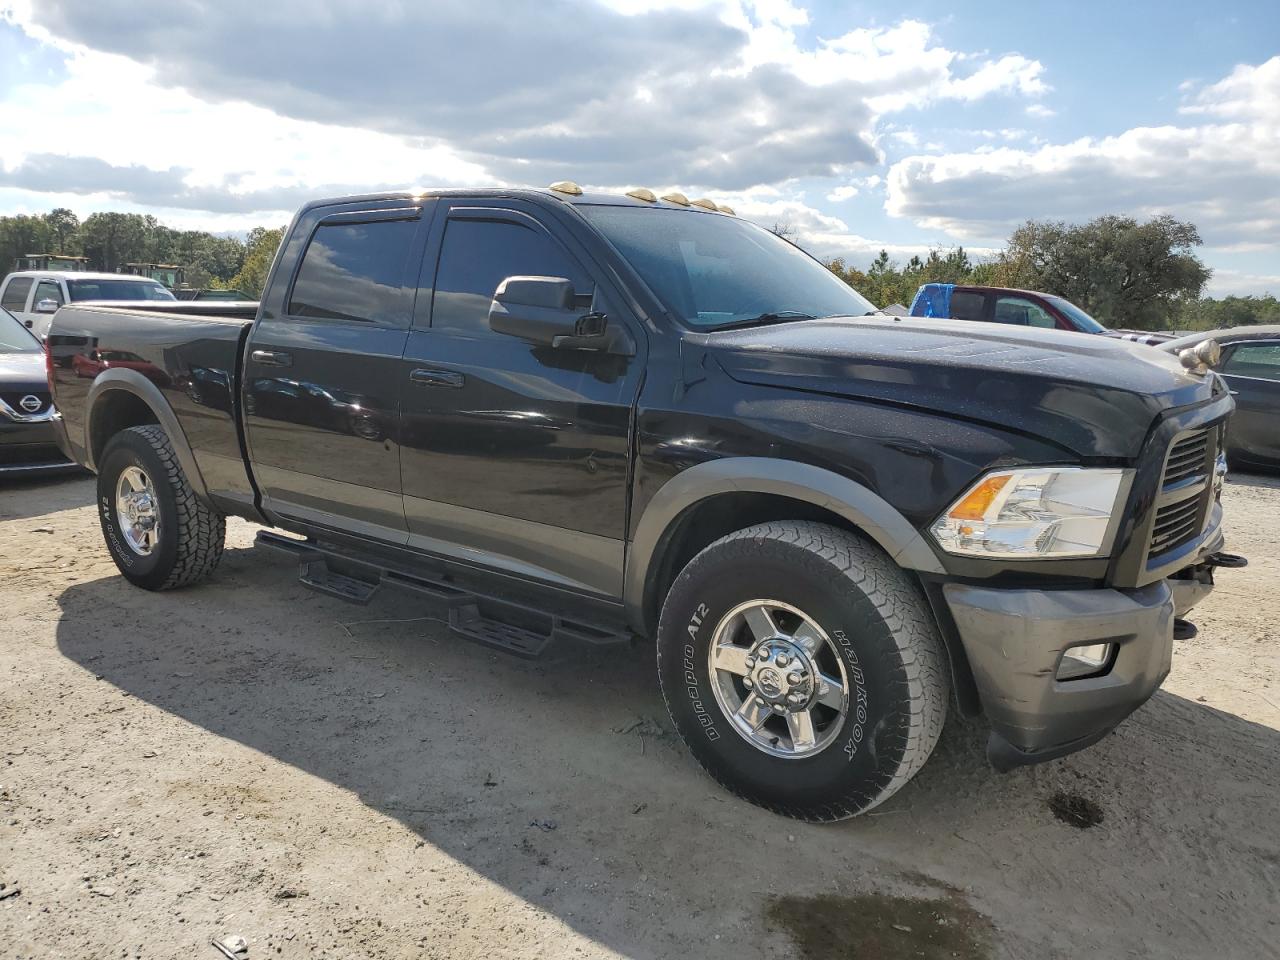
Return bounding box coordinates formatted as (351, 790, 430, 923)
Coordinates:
(0, 307, 40, 352)
(1045, 295, 1107, 334)
(578, 205, 876, 329)
(68, 279, 176, 302)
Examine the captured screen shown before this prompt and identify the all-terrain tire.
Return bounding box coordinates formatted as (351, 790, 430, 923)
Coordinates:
(657, 521, 948, 821)
(96, 425, 226, 590)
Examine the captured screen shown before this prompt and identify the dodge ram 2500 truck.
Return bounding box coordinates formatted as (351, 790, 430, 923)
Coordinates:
(47, 184, 1244, 821)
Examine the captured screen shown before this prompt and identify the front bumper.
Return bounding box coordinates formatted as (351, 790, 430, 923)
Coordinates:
(944, 580, 1180, 770)
(1, 420, 79, 477)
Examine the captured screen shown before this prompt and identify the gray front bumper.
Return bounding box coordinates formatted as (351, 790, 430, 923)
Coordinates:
(944, 580, 1177, 769)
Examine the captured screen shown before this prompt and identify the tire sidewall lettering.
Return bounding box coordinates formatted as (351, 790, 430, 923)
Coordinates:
(682, 602, 719, 741)
(832, 628, 870, 762)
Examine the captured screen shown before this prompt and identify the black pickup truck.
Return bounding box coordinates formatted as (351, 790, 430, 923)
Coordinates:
(47, 185, 1243, 821)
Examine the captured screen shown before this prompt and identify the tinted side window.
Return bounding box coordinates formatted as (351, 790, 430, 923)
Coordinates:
(35, 279, 64, 307)
(432, 217, 586, 334)
(994, 296, 1055, 328)
(289, 219, 417, 325)
(2, 277, 33, 312)
(950, 291, 985, 321)
(1222, 343, 1280, 382)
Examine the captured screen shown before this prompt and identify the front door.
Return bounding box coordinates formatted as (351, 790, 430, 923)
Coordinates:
(1219, 340, 1280, 468)
(243, 201, 431, 541)
(398, 200, 644, 597)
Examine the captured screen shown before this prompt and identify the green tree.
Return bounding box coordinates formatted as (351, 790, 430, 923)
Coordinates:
(226, 227, 284, 298)
(0, 214, 54, 270)
(44, 208, 80, 254)
(79, 213, 154, 272)
(1002, 215, 1211, 329)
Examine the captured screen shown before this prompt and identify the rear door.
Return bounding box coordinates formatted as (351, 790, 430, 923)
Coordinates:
(243, 201, 432, 541)
(397, 199, 644, 597)
(1219, 340, 1280, 467)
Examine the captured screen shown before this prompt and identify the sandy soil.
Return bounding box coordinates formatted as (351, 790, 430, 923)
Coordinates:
(1, 472, 1277, 960)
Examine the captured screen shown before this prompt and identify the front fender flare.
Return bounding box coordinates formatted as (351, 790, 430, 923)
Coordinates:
(85, 369, 212, 506)
(624, 457, 945, 628)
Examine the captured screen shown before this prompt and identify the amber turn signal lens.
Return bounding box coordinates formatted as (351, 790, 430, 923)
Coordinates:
(947, 474, 1011, 521)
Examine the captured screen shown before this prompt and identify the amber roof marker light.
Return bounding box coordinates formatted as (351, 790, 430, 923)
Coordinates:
(548, 181, 584, 195)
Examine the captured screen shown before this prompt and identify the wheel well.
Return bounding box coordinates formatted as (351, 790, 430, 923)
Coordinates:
(89, 390, 159, 467)
(640, 490, 983, 717)
(642, 492, 865, 632)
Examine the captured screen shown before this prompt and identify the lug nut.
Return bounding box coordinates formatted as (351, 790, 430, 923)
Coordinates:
(776, 654, 790, 667)
(787, 672, 802, 685)
(744, 657, 755, 668)
(773, 704, 787, 713)
(743, 677, 753, 689)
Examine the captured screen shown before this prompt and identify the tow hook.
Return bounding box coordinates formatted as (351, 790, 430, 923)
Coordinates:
(1205, 551, 1248, 569)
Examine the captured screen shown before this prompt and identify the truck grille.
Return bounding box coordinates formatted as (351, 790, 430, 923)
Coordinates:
(1163, 430, 1211, 486)
(1147, 427, 1218, 562)
(0, 390, 52, 418)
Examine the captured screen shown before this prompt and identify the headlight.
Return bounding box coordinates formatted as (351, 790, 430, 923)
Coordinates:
(932, 467, 1128, 559)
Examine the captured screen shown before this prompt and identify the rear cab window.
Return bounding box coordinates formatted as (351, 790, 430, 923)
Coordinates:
(288, 218, 419, 325)
(2, 277, 34, 312)
(949, 291, 986, 321)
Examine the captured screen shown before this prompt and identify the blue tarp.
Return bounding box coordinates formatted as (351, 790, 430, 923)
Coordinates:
(909, 282, 954, 318)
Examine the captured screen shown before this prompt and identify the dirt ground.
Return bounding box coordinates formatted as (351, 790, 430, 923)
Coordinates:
(1, 472, 1278, 960)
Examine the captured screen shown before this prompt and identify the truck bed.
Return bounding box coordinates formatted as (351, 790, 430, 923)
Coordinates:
(48, 303, 259, 516)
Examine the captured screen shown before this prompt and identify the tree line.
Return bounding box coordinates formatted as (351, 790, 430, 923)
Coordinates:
(0, 208, 283, 297)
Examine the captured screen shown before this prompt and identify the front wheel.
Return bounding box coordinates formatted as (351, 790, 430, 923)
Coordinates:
(96, 425, 226, 590)
(657, 521, 948, 821)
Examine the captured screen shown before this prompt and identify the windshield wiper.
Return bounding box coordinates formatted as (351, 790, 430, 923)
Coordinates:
(710, 310, 818, 331)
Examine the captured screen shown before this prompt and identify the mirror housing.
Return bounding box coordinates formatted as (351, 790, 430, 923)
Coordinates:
(488, 276, 633, 355)
(35, 298, 60, 314)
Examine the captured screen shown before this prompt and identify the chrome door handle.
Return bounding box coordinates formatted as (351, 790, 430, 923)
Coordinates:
(409, 368, 465, 388)
(251, 349, 292, 367)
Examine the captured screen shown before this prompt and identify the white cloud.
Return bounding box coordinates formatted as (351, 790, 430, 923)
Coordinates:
(1204, 268, 1280, 298)
(886, 56, 1280, 247)
(1025, 103, 1056, 118)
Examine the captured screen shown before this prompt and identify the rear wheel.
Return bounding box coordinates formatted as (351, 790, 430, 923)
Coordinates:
(657, 521, 948, 821)
(96, 425, 225, 590)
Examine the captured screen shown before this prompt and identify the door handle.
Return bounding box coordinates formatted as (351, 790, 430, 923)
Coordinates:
(409, 368, 465, 388)
(251, 349, 292, 367)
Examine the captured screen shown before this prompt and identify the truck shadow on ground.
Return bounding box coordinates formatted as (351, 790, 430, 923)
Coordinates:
(53, 539, 1280, 960)
(0, 472, 93, 522)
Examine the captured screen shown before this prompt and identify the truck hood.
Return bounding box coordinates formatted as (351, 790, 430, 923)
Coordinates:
(704, 316, 1217, 458)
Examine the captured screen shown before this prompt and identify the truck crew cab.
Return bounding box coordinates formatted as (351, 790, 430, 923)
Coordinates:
(47, 184, 1243, 820)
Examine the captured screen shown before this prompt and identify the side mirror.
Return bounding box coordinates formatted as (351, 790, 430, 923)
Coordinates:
(488, 276, 633, 355)
(35, 298, 61, 314)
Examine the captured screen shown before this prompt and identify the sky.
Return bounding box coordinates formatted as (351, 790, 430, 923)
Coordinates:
(0, 0, 1276, 296)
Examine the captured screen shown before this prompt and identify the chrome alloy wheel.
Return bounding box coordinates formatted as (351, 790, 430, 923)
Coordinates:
(115, 465, 160, 556)
(707, 599, 851, 759)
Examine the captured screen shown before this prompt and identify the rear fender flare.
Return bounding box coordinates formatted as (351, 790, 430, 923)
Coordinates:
(85, 369, 212, 506)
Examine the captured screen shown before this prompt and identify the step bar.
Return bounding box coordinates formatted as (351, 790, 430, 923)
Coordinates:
(256, 530, 630, 659)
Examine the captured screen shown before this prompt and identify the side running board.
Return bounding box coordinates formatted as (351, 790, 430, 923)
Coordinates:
(255, 530, 629, 659)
